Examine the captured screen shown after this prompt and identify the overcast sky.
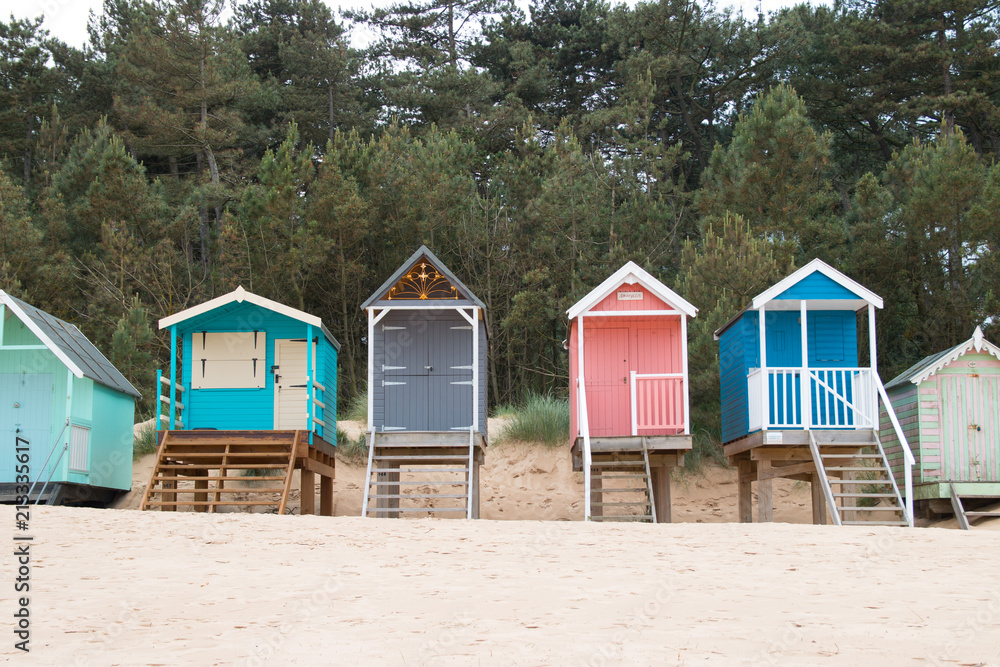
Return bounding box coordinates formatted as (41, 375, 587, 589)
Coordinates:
(4, 0, 821, 49)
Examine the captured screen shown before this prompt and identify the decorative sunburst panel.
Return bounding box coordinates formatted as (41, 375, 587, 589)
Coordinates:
(386, 262, 459, 300)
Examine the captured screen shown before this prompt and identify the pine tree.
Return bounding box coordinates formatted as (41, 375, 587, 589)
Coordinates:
(109, 295, 156, 416)
(0, 171, 45, 299)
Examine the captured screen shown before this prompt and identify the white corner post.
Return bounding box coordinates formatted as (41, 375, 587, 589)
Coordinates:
(367, 308, 374, 432)
(472, 306, 479, 432)
(681, 313, 690, 435)
(758, 306, 768, 430)
(868, 303, 878, 422)
(630, 370, 638, 436)
(800, 300, 810, 430)
(577, 316, 591, 521)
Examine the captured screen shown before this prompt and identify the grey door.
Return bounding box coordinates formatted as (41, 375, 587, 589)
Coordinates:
(382, 322, 427, 376)
(427, 320, 473, 431)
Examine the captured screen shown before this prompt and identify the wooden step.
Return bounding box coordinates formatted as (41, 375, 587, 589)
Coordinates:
(367, 494, 468, 500)
(144, 501, 281, 507)
(833, 493, 897, 498)
(371, 467, 469, 474)
(842, 520, 908, 526)
(375, 480, 470, 486)
(153, 476, 286, 482)
(591, 474, 647, 480)
(840, 506, 903, 511)
(591, 515, 653, 522)
(366, 507, 468, 513)
(824, 467, 888, 472)
(821, 454, 881, 459)
(963, 511, 1000, 517)
(592, 501, 652, 507)
(150, 487, 288, 494)
(592, 461, 645, 467)
(827, 479, 893, 485)
(598, 487, 648, 493)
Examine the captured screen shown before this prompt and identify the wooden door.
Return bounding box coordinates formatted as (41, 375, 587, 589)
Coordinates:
(274, 340, 315, 430)
(427, 320, 474, 431)
(0, 373, 52, 481)
(959, 375, 997, 482)
(583, 327, 631, 437)
(635, 325, 683, 434)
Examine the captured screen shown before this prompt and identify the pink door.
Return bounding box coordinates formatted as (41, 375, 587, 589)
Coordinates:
(584, 327, 631, 436)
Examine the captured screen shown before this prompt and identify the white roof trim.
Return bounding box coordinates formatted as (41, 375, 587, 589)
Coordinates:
(911, 326, 1000, 385)
(566, 261, 698, 320)
(751, 258, 883, 311)
(158, 286, 338, 348)
(0, 291, 84, 378)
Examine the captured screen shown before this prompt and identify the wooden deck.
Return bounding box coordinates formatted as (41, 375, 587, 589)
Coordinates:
(142, 430, 336, 515)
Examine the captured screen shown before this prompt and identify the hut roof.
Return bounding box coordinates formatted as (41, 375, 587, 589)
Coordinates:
(0, 290, 141, 398)
(360, 246, 486, 311)
(886, 327, 1000, 390)
(566, 261, 697, 320)
(714, 258, 883, 340)
(158, 286, 340, 350)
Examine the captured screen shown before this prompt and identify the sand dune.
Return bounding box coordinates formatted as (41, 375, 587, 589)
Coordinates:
(4, 505, 999, 665)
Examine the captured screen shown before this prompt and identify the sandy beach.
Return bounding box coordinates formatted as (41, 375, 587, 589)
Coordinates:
(3, 505, 999, 666)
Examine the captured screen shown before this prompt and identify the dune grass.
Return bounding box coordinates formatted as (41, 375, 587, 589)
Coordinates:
(337, 427, 369, 464)
(495, 393, 569, 447)
(344, 389, 368, 423)
(132, 424, 159, 460)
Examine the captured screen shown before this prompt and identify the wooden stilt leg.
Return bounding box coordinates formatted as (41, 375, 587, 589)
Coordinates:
(320, 475, 334, 517)
(738, 460, 753, 523)
(471, 459, 481, 519)
(757, 460, 773, 523)
(193, 469, 208, 513)
(811, 473, 827, 525)
(591, 473, 603, 519)
(300, 468, 316, 515)
(651, 466, 671, 523)
(163, 477, 177, 512)
(388, 464, 400, 519)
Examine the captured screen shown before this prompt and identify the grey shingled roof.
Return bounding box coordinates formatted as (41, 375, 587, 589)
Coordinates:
(885, 343, 964, 391)
(4, 293, 141, 399)
(360, 245, 487, 311)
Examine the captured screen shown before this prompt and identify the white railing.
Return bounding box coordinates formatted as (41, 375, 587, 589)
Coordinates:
(578, 378, 593, 521)
(747, 367, 877, 430)
(156, 370, 185, 430)
(875, 372, 915, 526)
(629, 372, 685, 435)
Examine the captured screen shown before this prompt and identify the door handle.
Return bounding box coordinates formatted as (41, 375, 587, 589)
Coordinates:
(425, 366, 434, 371)
(623, 376, 627, 384)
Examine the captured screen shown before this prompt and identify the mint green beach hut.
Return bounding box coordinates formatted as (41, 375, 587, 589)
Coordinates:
(0, 291, 138, 505)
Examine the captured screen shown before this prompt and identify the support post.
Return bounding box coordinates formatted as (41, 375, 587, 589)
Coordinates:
(758, 307, 768, 430)
(300, 468, 316, 515)
(651, 466, 671, 523)
(472, 307, 479, 432)
(811, 473, 827, 525)
(590, 473, 602, 518)
(757, 460, 773, 522)
(156, 369, 162, 432)
(169, 326, 177, 430)
(193, 469, 208, 512)
(681, 314, 690, 435)
(577, 316, 591, 520)
(801, 300, 810, 430)
(868, 303, 879, 422)
(367, 309, 374, 432)
(306, 323, 314, 445)
(738, 460, 753, 523)
(320, 475, 334, 516)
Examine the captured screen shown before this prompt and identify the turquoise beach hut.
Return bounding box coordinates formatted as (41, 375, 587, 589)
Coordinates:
(0, 290, 138, 505)
(142, 286, 339, 514)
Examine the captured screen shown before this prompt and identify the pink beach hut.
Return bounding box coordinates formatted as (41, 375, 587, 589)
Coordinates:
(567, 262, 698, 522)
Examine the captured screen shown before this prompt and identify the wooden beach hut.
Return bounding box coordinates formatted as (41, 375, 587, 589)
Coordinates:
(360, 246, 488, 518)
(883, 326, 1000, 529)
(141, 286, 339, 514)
(714, 259, 916, 527)
(567, 262, 698, 522)
(0, 290, 137, 505)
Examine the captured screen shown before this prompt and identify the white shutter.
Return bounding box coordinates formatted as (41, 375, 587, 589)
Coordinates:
(69, 425, 90, 473)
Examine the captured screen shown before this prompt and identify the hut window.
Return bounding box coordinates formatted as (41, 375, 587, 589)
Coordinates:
(386, 262, 459, 300)
(69, 425, 90, 473)
(192, 331, 267, 389)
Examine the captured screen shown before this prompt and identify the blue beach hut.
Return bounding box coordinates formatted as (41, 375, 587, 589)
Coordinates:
(141, 286, 339, 515)
(714, 259, 915, 527)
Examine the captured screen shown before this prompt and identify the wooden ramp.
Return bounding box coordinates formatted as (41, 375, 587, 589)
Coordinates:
(140, 430, 336, 514)
(809, 430, 908, 527)
(949, 487, 1000, 530)
(362, 431, 485, 518)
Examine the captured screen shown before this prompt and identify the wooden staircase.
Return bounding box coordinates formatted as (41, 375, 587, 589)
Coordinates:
(362, 432, 479, 518)
(809, 430, 908, 526)
(949, 487, 1000, 530)
(140, 430, 298, 513)
(589, 444, 656, 523)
